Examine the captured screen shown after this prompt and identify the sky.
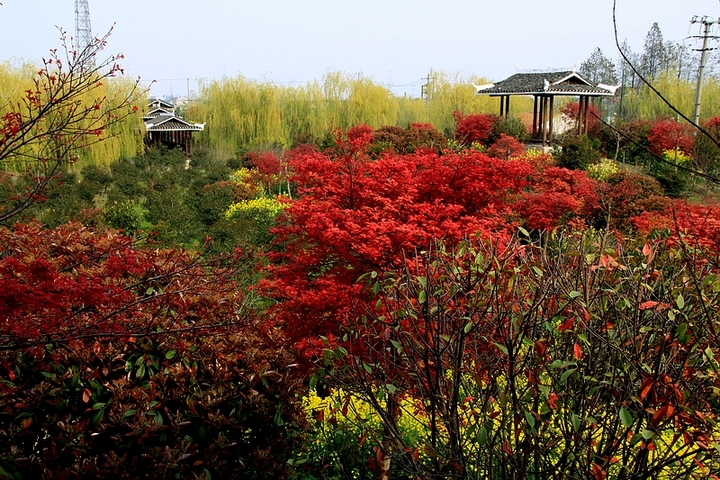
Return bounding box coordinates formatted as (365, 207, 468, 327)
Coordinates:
(0, 0, 718, 99)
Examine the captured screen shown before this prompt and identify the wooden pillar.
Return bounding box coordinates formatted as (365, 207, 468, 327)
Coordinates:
(541, 96, 548, 147)
(548, 95, 555, 144)
(505, 95, 510, 117)
(532, 95, 539, 138)
(576, 97, 583, 134)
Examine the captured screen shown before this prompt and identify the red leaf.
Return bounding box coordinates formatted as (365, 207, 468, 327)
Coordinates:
(573, 343, 583, 360)
(639, 301, 658, 311)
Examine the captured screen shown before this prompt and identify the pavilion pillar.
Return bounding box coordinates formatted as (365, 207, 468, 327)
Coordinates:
(532, 95, 539, 138)
(541, 96, 548, 147)
(548, 95, 555, 144)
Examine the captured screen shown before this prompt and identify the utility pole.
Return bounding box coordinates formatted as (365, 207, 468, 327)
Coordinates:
(421, 73, 434, 102)
(74, 0, 94, 67)
(690, 16, 719, 125)
(421, 73, 434, 122)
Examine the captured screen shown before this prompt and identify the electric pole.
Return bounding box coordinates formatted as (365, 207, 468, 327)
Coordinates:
(75, 0, 94, 67)
(690, 16, 719, 125)
(421, 73, 434, 102)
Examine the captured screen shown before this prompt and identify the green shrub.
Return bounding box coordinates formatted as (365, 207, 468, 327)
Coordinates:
(557, 135, 601, 170)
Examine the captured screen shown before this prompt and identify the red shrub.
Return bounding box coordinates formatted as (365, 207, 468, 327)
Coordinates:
(453, 111, 497, 146)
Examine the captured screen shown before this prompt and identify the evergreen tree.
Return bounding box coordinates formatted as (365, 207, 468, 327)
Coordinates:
(580, 47, 619, 85)
(640, 23, 667, 80)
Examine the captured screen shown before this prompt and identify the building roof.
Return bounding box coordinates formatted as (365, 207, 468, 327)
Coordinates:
(144, 114, 205, 132)
(476, 71, 617, 96)
(148, 98, 175, 110)
(143, 107, 175, 120)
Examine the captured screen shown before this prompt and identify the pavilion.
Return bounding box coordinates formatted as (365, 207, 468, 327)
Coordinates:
(475, 71, 617, 146)
(143, 99, 205, 156)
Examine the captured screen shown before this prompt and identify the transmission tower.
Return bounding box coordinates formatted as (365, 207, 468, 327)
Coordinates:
(74, 0, 94, 67)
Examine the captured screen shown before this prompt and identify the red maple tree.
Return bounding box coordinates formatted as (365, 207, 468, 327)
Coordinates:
(262, 140, 599, 350)
(647, 119, 694, 159)
(452, 111, 497, 146)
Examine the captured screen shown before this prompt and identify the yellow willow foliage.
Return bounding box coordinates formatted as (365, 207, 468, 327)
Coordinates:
(191, 77, 287, 154)
(193, 70, 539, 157)
(618, 72, 720, 121)
(277, 81, 329, 144)
(77, 78, 146, 169)
(322, 71, 398, 128)
(0, 61, 145, 171)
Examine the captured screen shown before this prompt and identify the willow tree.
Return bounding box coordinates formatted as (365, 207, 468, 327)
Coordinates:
(193, 76, 287, 153)
(278, 80, 330, 145)
(424, 71, 534, 134)
(619, 73, 720, 121)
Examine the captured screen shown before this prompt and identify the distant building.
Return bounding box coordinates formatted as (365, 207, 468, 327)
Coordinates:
(143, 99, 204, 156)
(476, 70, 617, 147)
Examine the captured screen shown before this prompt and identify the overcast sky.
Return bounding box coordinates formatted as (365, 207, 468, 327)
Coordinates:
(0, 0, 717, 98)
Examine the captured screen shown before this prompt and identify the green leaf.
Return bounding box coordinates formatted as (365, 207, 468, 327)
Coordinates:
(386, 384, 397, 394)
(525, 410, 536, 429)
(372, 281, 380, 295)
(518, 226, 530, 237)
(123, 409, 136, 419)
(641, 429, 654, 440)
(93, 409, 105, 425)
(676, 294, 685, 309)
(569, 290, 582, 299)
(676, 323, 688, 343)
(619, 407, 633, 428)
(363, 363, 372, 374)
(463, 322, 473, 334)
(418, 290, 427, 304)
(571, 413, 580, 432)
(478, 425, 488, 445)
(417, 276, 427, 288)
(136, 364, 146, 379)
(494, 342, 509, 355)
(561, 368, 576, 383)
(165, 350, 176, 360)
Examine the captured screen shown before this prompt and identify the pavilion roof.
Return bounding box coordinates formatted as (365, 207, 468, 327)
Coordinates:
(476, 71, 617, 96)
(144, 114, 204, 132)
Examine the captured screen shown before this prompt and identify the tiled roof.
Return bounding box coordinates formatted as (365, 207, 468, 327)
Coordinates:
(477, 71, 616, 96)
(148, 98, 175, 110)
(143, 107, 175, 120)
(145, 114, 204, 132)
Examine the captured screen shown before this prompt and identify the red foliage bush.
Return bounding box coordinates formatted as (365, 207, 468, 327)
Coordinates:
(263, 141, 600, 348)
(452, 111, 497, 146)
(647, 119, 694, 157)
(560, 101, 602, 134)
(486, 134, 526, 160)
(597, 170, 670, 230)
(631, 201, 720, 252)
(0, 222, 303, 478)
